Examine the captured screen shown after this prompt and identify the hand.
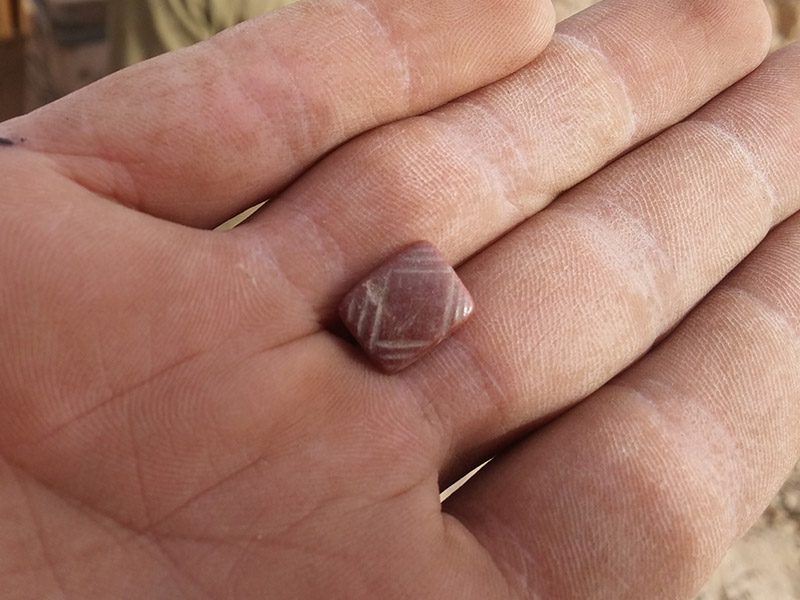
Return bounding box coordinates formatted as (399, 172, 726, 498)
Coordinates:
(1, 0, 798, 597)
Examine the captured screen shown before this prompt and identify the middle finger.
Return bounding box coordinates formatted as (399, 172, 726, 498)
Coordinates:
(238, 0, 771, 329)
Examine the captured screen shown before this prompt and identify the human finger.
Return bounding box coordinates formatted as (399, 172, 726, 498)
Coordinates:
(0, 0, 554, 227)
(420, 42, 800, 482)
(444, 187, 800, 600)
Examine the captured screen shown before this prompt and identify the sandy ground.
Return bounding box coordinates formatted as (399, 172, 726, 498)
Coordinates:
(550, 1, 800, 597)
(696, 465, 800, 599)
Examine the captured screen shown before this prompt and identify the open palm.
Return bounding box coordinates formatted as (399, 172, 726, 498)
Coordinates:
(1, 0, 799, 598)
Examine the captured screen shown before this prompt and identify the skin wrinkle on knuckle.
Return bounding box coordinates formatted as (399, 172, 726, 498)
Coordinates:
(720, 285, 800, 354)
(204, 32, 342, 172)
(611, 380, 745, 536)
(423, 106, 534, 223)
(631, 459, 728, 597)
(271, 204, 351, 317)
(546, 202, 674, 343)
(704, 304, 799, 517)
(332, 106, 530, 247)
(547, 33, 637, 148)
(313, 120, 484, 256)
(554, 118, 778, 319)
(412, 333, 515, 462)
(742, 227, 800, 335)
(560, 0, 771, 138)
(479, 403, 727, 599)
(590, 398, 732, 597)
(613, 260, 800, 536)
(687, 119, 780, 221)
(694, 87, 800, 218)
(231, 53, 314, 168)
(207, 0, 412, 168)
(349, 0, 412, 110)
(229, 233, 319, 331)
(707, 288, 800, 481)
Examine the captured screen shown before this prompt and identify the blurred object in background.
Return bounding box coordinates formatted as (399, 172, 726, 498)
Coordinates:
(107, 0, 298, 72)
(551, 0, 595, 22)
(767, 0, 800, 49)
(0, 0, 30, 120)
(0, 0, 18, 39)
(554, 0, 800, 50)
(25, 0, 108, 112)
(0, 0, 32, 40)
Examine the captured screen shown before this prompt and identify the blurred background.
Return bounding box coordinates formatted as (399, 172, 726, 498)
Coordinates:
(0, 0, 799, 597)
(1, 0, 107, 121)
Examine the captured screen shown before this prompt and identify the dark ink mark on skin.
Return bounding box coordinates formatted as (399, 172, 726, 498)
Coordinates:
(0, 137, 13, 146)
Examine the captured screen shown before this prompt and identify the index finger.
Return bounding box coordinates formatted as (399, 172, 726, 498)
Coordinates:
(0, 0, 555, 227)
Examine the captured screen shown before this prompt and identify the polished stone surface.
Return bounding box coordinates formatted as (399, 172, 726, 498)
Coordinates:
(339, 241, 474, 373)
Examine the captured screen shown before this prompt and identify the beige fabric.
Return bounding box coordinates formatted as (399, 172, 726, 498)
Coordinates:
(107, 0, 297, 71)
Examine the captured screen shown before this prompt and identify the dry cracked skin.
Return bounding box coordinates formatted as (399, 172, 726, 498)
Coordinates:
(549, 1, 800, 597)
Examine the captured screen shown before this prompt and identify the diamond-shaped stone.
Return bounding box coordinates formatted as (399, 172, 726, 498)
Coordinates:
(339, 241, 474, 373)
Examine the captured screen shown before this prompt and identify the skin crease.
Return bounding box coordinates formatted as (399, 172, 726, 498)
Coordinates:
(0, 0, 798, 598)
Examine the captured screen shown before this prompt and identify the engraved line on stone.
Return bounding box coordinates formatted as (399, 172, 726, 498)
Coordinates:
(361, 279, 389, 348)
(347, 296, 357, 324)
(365, 279, 389, 306)
(380, 351, 417, 359)
(375, 340, 429, 350)
(398, 251, 438, 263)
(453, 286, 469, 321)
(367, 298, 385, 351)
(403, 244, 435, 259)
(394, 250, 440, 265)
(459, 291, 473, 319)
(380, 343, 424, 360)
(403, 256, 440, 267)
(355, 298, 371, 339)
(379, 351, 420, 362)
(391, 267, 452, 276)
(439, 274, 458, 337)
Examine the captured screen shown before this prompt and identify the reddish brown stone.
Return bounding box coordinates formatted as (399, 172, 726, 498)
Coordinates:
(339, 241, 474, 374)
